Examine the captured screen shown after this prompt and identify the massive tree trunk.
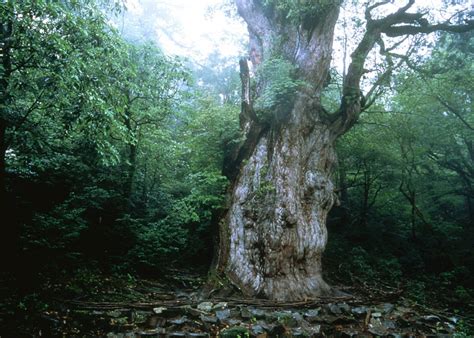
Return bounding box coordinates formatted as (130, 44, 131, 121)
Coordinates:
(214, 0, 473, 300)
(221, 103, 338, 300)
(216, 1, 343, 301)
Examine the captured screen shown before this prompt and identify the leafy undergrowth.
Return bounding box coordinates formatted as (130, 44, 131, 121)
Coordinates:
(1, 269, 473, 337)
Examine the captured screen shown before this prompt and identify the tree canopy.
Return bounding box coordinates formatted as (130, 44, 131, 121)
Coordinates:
(0, 0, 473, 335)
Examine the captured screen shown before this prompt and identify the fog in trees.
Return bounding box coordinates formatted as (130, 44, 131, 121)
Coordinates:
(1, 0, 473, 336)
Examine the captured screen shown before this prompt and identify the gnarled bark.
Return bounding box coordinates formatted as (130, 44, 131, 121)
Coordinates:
(221, 96, 338, 300)
(215, 0, 474, 301)
(216, 1, 341, 300)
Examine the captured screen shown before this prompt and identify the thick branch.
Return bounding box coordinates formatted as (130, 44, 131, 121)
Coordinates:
(331, 1, 474, 136)
(384, 20, 474, 37)
(331, 23, 380, 134)
(364, 36, 413, 108)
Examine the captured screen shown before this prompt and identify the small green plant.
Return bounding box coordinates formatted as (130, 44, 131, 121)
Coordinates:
(262, 0, 334, 27)
(349, 247, 375, 280)
(65, 268, 103, 296)
(207, 270, 231, 289)
(454, 319, 472, 337)
(375, 257, 402, 282)
(220, 326, 250, 338)
(17, 293, 49, 313)
(454, 286, 472, 302)
(254, 57, 302, 120)
(405, 280, 427, 304)
(255, 180, 277, 200)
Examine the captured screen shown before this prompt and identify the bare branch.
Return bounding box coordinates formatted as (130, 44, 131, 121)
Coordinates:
(384, 20, 474, 37)
(384, 35, 410, 53)
(364, 36, 413, 108)
(331, 23, 381, 133)
(395, 0, 416, 16)
(331, 1, 474, 136)
(365, 1, 391, 20)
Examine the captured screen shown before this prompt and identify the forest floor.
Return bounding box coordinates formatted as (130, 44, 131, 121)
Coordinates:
(1, 270, 473, 337)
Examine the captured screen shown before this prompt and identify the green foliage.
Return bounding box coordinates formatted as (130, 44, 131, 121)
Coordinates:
(262, 0, 335, 26)
(128, 221, 188, 270)
(326, 31, 474, 310)
(3, 1, 473, 331)
(254, 57, 302, 120)
(64, 267, 104, 296)
(331, 245, 402, 283)
(255, 180, 276, 200)
(177, 96, 241, 173)
(405, 280, 428, 303)
(454, 319, 473, 337)
(16, 293, 49, 313)
(2, 0, 128, 163)
(26, 203, 86, 252)
(349, 247, 375, 279)
(192, 53, 242, 105)
(321, 69, 344, 111)
(1, 0, 237, 286)
(220, 326, 250, 338)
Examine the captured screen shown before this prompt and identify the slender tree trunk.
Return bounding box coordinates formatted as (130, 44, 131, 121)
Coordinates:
(466, 196, 474, 227)
(126, 142, 137, 205)
(410, 191, 417, 240)
(123, 108, 137, 208)
(0, 120, 6, 209)
(360, 171, 370, 227)
(0, 120, 8, 267)
(1, 15, 14, 265)
(338, 165, 350, 226)
(0, 18, 12, 210)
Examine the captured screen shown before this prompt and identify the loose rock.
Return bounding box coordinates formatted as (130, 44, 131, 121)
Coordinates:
(169, 316, 188, 325)
(197, 302, 213, 313)
(304, 309, 320, 322)
(351, 306, 368, 316)
(216, 309, 231, 322)
(152, 307, 167, 315)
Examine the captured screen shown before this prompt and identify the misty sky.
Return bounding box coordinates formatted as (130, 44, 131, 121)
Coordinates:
(122, 0, 247, 61)
(119, 0, 471, 69)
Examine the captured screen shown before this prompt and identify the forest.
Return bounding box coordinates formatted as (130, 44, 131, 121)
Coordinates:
(0, 0, 473, 336)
